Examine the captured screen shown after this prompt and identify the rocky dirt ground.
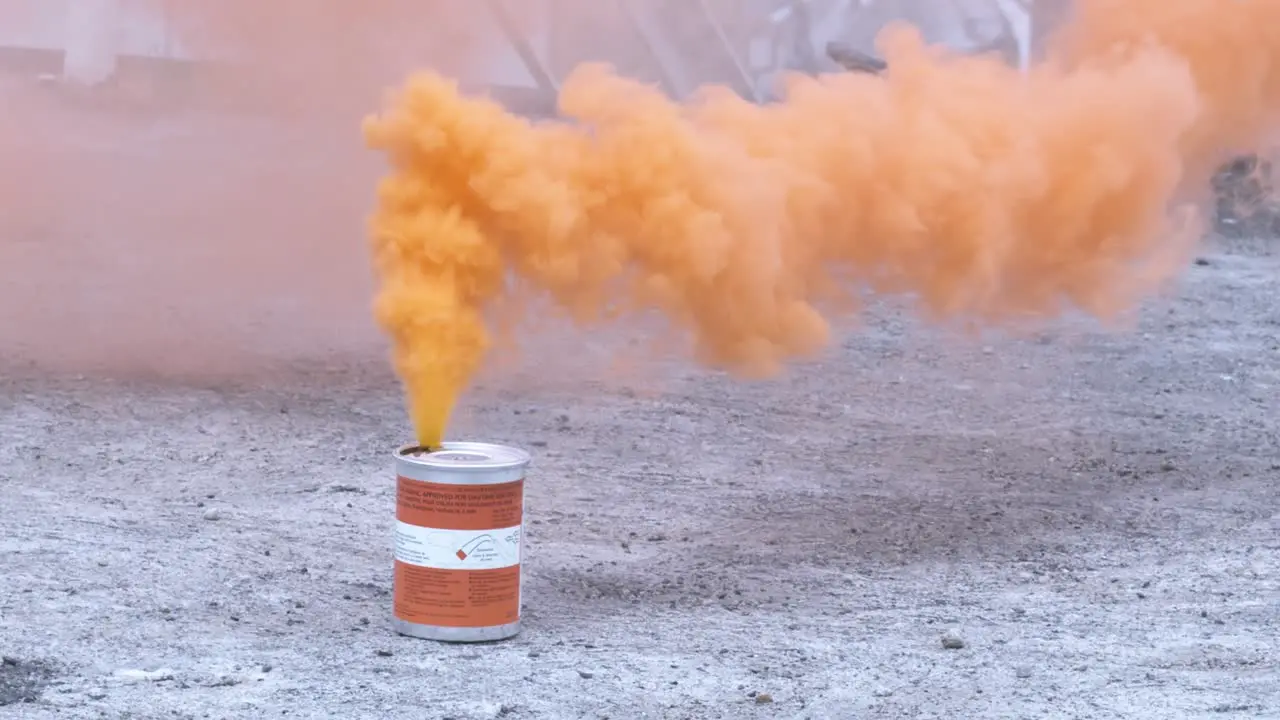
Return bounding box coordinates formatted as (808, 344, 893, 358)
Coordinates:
(3, 225, 1279, 719)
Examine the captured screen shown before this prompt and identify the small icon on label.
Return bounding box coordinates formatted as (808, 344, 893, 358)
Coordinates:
(456, 534, 497, 563)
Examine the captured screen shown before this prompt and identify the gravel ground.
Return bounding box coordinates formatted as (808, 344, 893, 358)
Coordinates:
(2, 226, 1279, 718)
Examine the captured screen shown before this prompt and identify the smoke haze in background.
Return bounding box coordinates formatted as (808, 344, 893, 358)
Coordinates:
(0, 0, 527, 380)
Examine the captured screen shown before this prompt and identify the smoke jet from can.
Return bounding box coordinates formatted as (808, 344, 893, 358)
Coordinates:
(363, 0, 1280, 448)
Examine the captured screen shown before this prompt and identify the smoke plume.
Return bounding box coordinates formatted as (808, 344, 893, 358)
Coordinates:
(363, 0, 1280, 448)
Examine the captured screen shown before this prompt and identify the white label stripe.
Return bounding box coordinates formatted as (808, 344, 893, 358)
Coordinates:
(394, 522, 522, 571)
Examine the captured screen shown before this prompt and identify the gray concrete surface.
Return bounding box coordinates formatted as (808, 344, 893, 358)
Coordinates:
(2, 234, 1278, 719)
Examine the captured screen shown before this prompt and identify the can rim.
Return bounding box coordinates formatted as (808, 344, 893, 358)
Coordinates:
(396, 441, 531, 471)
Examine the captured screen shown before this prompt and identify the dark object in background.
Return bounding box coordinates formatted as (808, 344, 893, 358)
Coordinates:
(825, 41, 887, 75)
(1212, 154, 1279, 237)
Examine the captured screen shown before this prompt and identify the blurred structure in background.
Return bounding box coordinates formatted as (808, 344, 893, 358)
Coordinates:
(0, 0, 1269, 236)
(0, 0, 1041, 106)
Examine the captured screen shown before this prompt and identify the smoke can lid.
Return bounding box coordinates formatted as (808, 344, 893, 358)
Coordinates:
(397, 441, 531, 471)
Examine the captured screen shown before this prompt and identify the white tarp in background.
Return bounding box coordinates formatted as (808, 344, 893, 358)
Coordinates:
(63, 0, 118, 84)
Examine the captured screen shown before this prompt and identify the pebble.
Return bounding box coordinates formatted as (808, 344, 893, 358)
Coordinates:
(941, 630, 966, 650)
(577, 670, 594, 679)
(114, 668, 174, 683)
(667, 416, 697, 435)
(754, 693, 774, 704)
(1015, 666, 1033, 679)
(202, 508, 222, 521)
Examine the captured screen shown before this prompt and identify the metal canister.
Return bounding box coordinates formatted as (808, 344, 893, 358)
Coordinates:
(391, 442, 531, 642)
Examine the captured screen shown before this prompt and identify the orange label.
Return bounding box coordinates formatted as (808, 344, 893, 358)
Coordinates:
(393, 476, 524, 628)
(396, 477, 523, 530)
(393, 563, 521, 627)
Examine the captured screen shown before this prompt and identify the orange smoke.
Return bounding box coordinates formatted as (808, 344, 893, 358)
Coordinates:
(363, 0, 1280, 448)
